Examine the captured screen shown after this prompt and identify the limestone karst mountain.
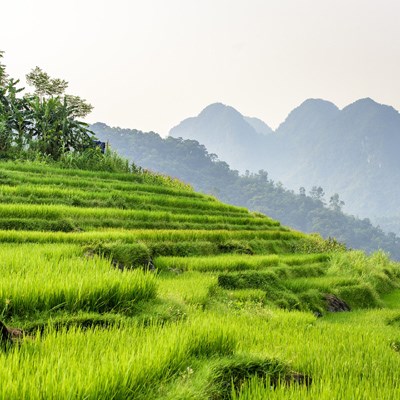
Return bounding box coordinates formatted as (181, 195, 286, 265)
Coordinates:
(169, 98, 400, 223)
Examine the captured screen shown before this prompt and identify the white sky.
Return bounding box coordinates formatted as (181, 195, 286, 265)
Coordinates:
(2, 0, 400, 135)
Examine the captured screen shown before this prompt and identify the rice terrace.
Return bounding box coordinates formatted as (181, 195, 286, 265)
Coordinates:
(0, 161, 400, 399)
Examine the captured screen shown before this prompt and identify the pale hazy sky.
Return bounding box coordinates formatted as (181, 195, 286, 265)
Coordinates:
(2, 0, 400, 135)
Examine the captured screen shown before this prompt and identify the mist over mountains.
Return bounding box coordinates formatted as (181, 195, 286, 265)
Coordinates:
(169, 98, 400, 222)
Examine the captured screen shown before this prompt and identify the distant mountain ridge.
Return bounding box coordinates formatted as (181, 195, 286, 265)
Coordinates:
(169, 98, 400, 221)
(170, 103, 272, 172)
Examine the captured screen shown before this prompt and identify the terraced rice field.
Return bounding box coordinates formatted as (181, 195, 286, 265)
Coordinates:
(1, 161, 400, 399)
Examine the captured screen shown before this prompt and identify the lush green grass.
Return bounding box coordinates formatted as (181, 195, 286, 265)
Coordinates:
(155, 253, 329, 272)
(0, 228, 301, 244)
(0, 244, 157, 319)
(0, 203, 281, 232)
(1, 161, 400, 399)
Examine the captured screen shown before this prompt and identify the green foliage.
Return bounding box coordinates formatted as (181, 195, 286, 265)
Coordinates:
(0, 51, 8, 86)
(27, 96, 95, 159)
(291, 234, 347, 254)
(26, 66, 69, 98)
(0, 52, 95, 162)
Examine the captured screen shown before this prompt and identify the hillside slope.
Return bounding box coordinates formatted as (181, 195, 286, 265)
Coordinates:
(91, 122, 400, 259)
(2, 161, 400, 398)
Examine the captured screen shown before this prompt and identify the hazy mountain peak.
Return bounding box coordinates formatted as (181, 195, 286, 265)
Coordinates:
(169, 102, 270, 172)
(289, 98, 339, 116)
(342, 98, 399, 116)
(277, 98, 339, 133)
(197, 102, 246, 124)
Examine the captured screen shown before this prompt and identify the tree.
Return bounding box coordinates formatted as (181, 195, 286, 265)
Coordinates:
(0, 51, 8, 87)
(0, 52, 31, 155)
(28, 96, 94, 159)
(309, 186, 325, 203)
(25, 66, 95, 159)
(26, 66, 68, 98)
(329, 193, 345, 212)
(26, 66, 93, 117)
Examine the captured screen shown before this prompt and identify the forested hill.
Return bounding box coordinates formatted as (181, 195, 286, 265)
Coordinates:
(169, 99, 400, 225)
(91, 122, 400, 259)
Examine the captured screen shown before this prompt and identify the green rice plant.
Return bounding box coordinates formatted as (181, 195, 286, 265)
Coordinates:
(0, 217, 76, 232)
(0, 160, 193, 190)
(148, 240, 219, 257)
(158, 271, 217, 306)
(218, 271, 280, 291)
(209, 355, 291, 400)
(334, 283, 382, 309)
(0, 228, 306, 245)
(89, 241, 151, 269)
(273, 263, 327, 279)
(0, 316, 236, 399)
(0, 244, 157, 317)
(0, 203, 280, 232)
(222, 289, 267, 309)
(156, 254, 330, 274)
(290, 234, 347, 254)
(0, 167, 205, 199)
(0, 182, 253, 217)
(155, 255, 280, 273)
(329, 250, 400, 295)
(22, 312, 131, 333)
(283, 276, 359, 294)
